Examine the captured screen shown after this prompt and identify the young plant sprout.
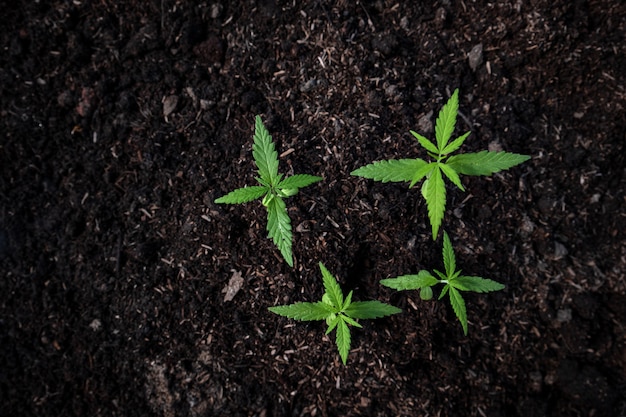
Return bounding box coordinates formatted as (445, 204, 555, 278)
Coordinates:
(269, 262, 402, 365)
(351, 89, 530, 239)
(215, 115, 322, 266)
(380, 231, 504, 335)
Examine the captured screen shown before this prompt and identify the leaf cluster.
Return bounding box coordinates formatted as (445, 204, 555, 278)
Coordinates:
(215, 115, 322, 266)
(380, 231, 504, 335)
(351, 89, 530, 239)
(269, 263, 402, 364)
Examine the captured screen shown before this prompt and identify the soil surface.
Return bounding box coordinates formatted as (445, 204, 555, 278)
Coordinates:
(1, 1, 625, 416)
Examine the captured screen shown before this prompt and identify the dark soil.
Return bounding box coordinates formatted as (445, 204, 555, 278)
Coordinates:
(1, 1, 625, 416)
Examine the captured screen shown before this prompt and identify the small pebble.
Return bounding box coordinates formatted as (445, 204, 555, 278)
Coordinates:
(468, 44, 483, 71)
(163, 95, 179, 119)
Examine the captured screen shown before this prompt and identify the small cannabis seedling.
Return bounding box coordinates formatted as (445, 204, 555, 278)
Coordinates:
(351, 89, 530, 239)
(380, 231, 504, 335)
(269, 262, 402, 365)
(215, 115, 322, 266)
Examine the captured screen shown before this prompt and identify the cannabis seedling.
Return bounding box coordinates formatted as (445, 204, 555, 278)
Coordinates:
(380, 231, 504, 335)
(269, 262, 402, 365)
(215, 115, 322, 266)
(351, 89, 530, 239)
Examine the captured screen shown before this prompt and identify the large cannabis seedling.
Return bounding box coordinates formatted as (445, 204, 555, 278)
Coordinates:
(215, 115, 322, 266)
(351, 89, 530, 239)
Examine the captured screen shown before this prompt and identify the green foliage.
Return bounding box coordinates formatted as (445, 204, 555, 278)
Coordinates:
(349, 159, 428, 183)
(215, 115, 322, 266)
(269, 262, 402, 365)
(265, 196, 292, 265)
(351, 89, 530, 239)
(380, 231, 504, 335)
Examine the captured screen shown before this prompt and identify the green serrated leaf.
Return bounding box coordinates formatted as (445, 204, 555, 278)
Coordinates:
(335, 318, 351, 365)
(410, 130, 439, 154)
(266, 196, 293, 266)
(256, 176, 270, 187)
(342, 290, 354, 311)
(380, 270, 439, 291)
(439, 162, 465, 191)
(442, 231, 456, 278)
(441, 131, 471, 155)
(341, 314, 362, 328)
(439, 283, 450, 300)
(447, 151, 531, 176)
(326, 314, 340, 334)
(424, 166, 446, 239)
(435, 89, 459, 151)
(268, 301, 334, 321)
(252, 115, 280, 184)
(421, 177, 429, 200)
(451, 276, 505, 293)
(448, 286, 468, 335)
(351, 159, 428, 183)
(319, 262, 343, 309)
(278, 174, 323, 190)
(215, 186, 269, 204)
(344, 300, 402, 319)
(408, 163, 436, 188)
(433, 269, 447, 281)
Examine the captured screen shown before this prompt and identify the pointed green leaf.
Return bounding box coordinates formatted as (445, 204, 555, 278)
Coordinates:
(447, 151, 530, 176)
(322, 293, 332, 306)
(451, 276, 505, 293)
(319, 262, 344, 310)
(256, 176, 270, 187)
(435, 89, 459, 151)
(438, 283, 450, 300)
(424, 166, 446, 239)
(342, 290, 354, 311)
(448, 286, 468, 335)
(380, 270, 439, 291)
(421, 177, 429, 199)
(408, 163, 436, 188)
(335, 318, 351, 365)
(252, 115, 280, 183)
(278, 174, 323, 190)
(344, 300, 402, 319)
(439, 162, 465, 191)
(341, 314, 362, 328)
(266, 196, 293, 266)
(262, 192, 275, 207)
(215, 186, 268, 204)
(441, 131, 471, 155)
(433, 269, 447, 281)
(326, 315, 340, 334)
(268, 301, 334, 321)
(410, 130, 439, 154)
(351, 159, 428, 183)
(442, 231, 456, 278)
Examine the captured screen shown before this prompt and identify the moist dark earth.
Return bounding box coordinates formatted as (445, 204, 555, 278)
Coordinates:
(1, 1, 625, 416)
